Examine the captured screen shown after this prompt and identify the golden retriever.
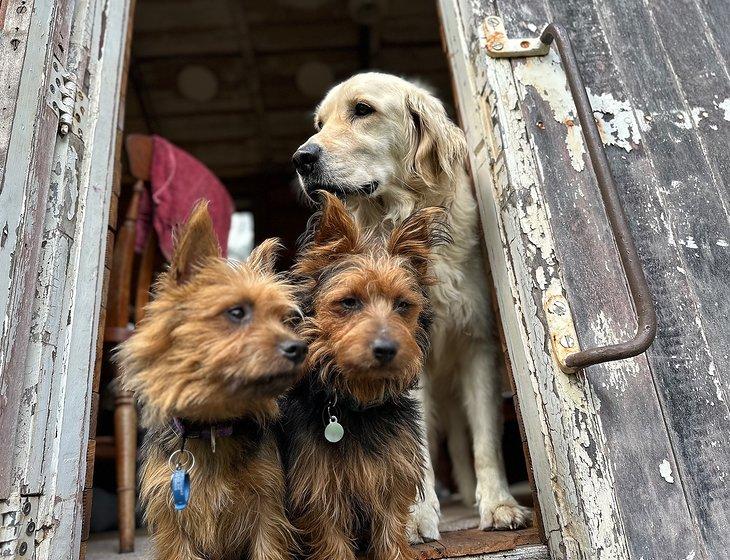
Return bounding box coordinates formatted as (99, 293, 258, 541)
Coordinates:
(293, 72, 532, 539)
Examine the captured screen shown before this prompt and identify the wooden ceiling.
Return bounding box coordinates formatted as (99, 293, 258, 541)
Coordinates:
(124, 0, 455, 201)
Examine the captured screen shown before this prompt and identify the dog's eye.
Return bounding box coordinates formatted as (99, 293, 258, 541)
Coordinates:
(226, 304, 252, 324)
(339, 297, 362, 312)
(394, 299, 413, 314)
(353, 102, 374, 117)
(315, 119, 323, 130)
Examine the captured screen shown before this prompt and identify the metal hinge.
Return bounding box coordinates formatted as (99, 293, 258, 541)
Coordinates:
(47, 56, 89, 138)
(0, 496, 38, 558)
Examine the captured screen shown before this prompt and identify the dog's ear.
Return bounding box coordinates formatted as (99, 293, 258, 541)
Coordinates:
(406, 87, 467, 188)
(388, 206, 450, 282)
(247, 238, 282, 275)
(295, 191, 362, 276)
(170, 200, 221, 284)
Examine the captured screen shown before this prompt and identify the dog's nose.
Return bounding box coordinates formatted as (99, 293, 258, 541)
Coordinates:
(372, 338, 398, 365)
(292, 143, 322, 175)
(278, 340, 308, 364)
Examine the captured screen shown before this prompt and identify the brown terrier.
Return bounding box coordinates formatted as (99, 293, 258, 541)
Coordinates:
(117, 202, 305, 560)
(281, 192, 447, 560)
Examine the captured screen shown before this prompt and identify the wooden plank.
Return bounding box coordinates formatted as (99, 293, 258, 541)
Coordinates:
(545, 1, 730, 556)
(644, 0, 730, 383)
(412, 527, 540, 559)
(437, 1, 631, 558)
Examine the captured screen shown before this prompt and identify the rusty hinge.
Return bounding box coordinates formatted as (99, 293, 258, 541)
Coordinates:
(0, 495, 38, 558)
(47, 56, 89, 139)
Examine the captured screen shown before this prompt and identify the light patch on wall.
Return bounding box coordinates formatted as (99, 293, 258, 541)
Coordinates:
(228, 212, 255, 261)
(177, 65, 219, 102)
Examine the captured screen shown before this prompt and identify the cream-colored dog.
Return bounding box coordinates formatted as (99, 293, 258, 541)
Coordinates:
(293, 73, 532, 539)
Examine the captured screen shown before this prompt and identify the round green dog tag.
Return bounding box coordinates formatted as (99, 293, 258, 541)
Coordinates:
(324, 418, 344, 443)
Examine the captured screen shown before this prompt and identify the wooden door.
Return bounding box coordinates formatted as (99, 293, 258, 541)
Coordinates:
(438, 1, 729, 559)
(0, 1, 133, 558)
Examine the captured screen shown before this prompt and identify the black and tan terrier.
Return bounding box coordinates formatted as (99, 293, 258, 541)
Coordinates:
(281, 192, 448, 560)
(117, 202, 305, 560)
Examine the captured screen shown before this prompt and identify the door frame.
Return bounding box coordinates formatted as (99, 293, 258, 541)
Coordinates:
(0, 1, 133, 558)
(438, 1, 634, 558)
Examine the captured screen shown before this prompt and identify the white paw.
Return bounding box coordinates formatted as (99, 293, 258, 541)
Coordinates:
(406, 487, 441, 544)
(478, 497, 533, 530)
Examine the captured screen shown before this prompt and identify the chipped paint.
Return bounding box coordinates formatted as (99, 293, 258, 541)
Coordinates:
(674, 110, 693, 129)
(63, 147, 79, 221)
(588, 90, 643, 152)
(691, 107, 708, 126)
(716, 239, 728, 247)
(514, 49, 586, 172)
(659, 459, 675, 483)
(718, 98, 730, 121)
(685, 236, 698, 249)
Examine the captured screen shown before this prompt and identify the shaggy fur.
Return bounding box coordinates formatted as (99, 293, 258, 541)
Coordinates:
(117, 202, 302, 560)
(281, 193, 445, 560)
(293, 72, 532, 537)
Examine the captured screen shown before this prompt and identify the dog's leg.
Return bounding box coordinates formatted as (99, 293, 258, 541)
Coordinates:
(249, 500, 295, 560)
(370, 503, 415, 560)
(301, 519, 357, 560)
(461, 341, 532, 530)
(406, 382, 441, 543)
(444, 403, 477, 507)
(149, 526, 205, 560)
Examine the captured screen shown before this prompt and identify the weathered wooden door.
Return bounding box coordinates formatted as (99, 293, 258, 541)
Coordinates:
(0, 1, 132, 558)
(438, 1, 729, 559)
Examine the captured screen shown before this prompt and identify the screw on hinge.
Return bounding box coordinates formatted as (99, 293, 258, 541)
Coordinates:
(492, 41, 504, 50)
(25, 521, 35, 536)
(549, 300, 567, 315)
(18, 542, 28, 556)
(559, 335, 575, 349)
(22, 501, 31, 515)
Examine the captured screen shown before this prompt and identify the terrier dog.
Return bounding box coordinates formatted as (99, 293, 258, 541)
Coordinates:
(117, 202, 305, 560)
(281, 192, 447, 560)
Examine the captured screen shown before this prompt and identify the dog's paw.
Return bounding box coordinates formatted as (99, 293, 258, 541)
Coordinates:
(478, 498, 533, 531)
(406, 488, 441, 543)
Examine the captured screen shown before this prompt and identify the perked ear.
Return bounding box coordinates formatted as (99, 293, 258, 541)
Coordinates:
(170, 200, 221, 284)
(295, 191, 362, 276)
(247, 237, 282, 275)
(388, 206, 450, 282)
(406, 87, 467, 188)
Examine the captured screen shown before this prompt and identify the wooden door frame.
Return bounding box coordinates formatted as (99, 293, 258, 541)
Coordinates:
(438, 1, 634, 558)
(0, 1, 133, 558)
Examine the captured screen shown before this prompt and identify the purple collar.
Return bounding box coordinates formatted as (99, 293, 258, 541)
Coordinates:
(171, 417, 235, 440)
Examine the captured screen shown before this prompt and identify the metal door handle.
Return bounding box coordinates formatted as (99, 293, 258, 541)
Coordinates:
(484, 17, 657, 373)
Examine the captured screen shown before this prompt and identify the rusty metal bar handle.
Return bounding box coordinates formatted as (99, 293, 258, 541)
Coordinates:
(486, 19, 657, 371)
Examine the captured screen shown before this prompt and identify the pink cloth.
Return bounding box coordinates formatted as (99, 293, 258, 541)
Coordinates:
(135, 135, 234, 259)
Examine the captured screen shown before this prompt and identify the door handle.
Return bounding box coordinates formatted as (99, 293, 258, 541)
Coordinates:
(484, 17, 657, 373)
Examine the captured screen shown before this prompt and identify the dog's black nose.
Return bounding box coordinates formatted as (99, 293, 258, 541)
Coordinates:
(372, 338, 398, 364)
(292, 143, 322, 175)
(279, 340, 308, 364)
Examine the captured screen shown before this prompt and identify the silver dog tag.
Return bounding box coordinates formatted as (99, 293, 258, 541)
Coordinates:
(324, 416, 344, 443)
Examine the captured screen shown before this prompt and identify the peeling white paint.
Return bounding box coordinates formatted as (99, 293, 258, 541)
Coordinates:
(64, 147, 79, 221)
(674, 111, 693, 129)
(588, 90, 643, 152)
(535, 265, 547, 290)
(717, 239, 728, 247)
(685, 551, 696, 560)
(676, 266, 685, 274)
(718, 98, 730, 121)
(635, 109, 652, 132)
(514, 50, 586, 172)
(685, 236, 698, 249)
(659, 459, 675, 483)
(690, 107, 708, 126)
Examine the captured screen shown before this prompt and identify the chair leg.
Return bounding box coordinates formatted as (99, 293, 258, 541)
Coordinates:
(115, 388, 137, 553)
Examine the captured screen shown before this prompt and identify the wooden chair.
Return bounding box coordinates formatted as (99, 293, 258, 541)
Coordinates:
(97, 134, 158, 552)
